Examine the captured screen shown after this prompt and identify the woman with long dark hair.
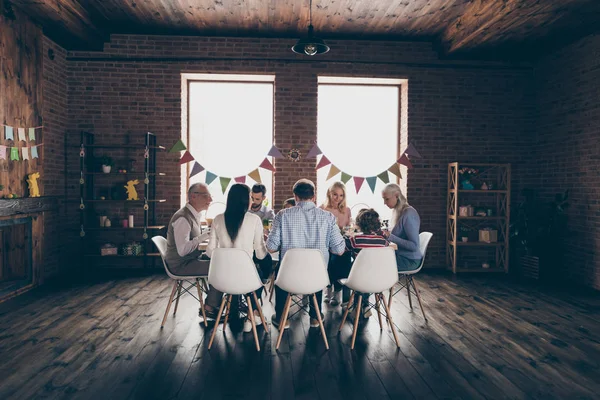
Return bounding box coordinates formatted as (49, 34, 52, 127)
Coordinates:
(205, 184, 273, 332)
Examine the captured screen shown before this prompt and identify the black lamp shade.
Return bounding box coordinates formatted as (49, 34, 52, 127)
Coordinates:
(291, 25, 330, 56)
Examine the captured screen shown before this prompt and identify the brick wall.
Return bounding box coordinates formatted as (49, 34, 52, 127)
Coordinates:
(41, 37, 68, 280)
(534, 34, 600, 289)
(65, 35, 535, 270)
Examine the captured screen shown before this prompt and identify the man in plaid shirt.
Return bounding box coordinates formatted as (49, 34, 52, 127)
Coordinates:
(267, 179, 346, 329)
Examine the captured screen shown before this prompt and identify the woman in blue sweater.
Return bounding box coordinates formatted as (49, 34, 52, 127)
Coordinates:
(381, 183, 422, 271)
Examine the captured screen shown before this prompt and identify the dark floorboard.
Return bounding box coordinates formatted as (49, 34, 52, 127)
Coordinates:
(0, 273, 599, 399)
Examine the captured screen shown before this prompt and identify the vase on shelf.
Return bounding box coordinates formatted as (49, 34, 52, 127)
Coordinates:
(460, 179, 474, 190)
(102, 165, 112, 173)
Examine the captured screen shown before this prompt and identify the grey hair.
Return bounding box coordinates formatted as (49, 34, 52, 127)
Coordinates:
(188, 182, 208, 197)
(382, 183, 409, 227)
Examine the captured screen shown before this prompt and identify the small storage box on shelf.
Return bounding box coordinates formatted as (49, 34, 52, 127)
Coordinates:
(447, 163, 511, 274)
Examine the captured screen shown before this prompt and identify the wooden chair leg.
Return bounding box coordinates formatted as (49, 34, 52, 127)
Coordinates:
(161, 281, 179, 328)
(247, 295, 260, 351)
(410, 276, 428, 322)
(268, 274, 276, 303)
(338, 291, 355, 332)
(173, 281, 182, 315)
(252, 291, 268, 328)
(208, 295, 228, 349)
(223, 294, 232, 328)
(312, 294, 329, 350)
(275, 294, 292, 350)
(380, 293, 401, 348)
(405, 275, 413, 309)
(388, 288, 393, 310)
(196, 279, 208, 327)
(350, 295, 363, 350)
(375, 293, 383, 330)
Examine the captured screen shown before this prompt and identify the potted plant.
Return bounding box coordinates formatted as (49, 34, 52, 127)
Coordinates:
(100, 156, 114, 173)
(510, 188, 569, 282)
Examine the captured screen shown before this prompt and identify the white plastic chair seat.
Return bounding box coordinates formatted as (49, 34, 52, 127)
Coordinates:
(208, 248, 264, 295)
(343, 247, 398, 294)
(151, 236, 207, 279)
(275, 249, 330, 295)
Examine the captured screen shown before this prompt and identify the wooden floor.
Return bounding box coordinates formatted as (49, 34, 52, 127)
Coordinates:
(0, 273, 599, 400)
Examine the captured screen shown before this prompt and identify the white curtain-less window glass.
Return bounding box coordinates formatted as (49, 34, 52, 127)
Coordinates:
(317, 84, 399, 222)
(188, 81, 273, 218)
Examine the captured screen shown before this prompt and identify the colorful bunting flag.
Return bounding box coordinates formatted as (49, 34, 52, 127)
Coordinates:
(404, 143, 421, 158)
(353, 177, 365, 193)
(316, 155, 331, 170)
(259, 157, 276, 172)
(268, 145, 284, 159)
(366, 177, 377, 193)
(307, 144, 322, 158)
(0, 146, 6, 160)
(234, 176, 246, 183)
(388, 163, 403, 179)
(5, 126, 14, 141)
(341, 172, 352, 184)
(190, 162, 204, 178)
(220, 177, 231, 193)
(18, 128, 26, 142)
(178, 151, 194, 164)
(169, 139, 187, 153)
(377, 171, 390, 184)
(31, 146, 39, 159)
(397, 153, 413, 169)
(205, 171, 218, 185)
(22, 147, 29, 160)
(28, 128, 36, 141)
(248, 168, 262, 183)
(326, 165, 341, 180)
(10, 147, 19, 161)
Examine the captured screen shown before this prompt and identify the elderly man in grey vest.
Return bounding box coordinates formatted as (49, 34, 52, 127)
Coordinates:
(166, 182, 221, 317)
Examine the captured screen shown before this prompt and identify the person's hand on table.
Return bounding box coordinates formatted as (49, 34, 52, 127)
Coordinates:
(381, 229, 391, 238)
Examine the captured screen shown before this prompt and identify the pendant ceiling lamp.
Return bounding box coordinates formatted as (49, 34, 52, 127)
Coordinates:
(291, 0, 330, 56)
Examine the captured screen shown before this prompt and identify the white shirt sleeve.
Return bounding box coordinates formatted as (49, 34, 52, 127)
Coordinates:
(253, 217, 268, 260)
(172, 217, 208, 257)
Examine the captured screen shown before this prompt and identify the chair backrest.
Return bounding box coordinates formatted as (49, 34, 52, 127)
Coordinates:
(208, 248, 263, 295)
(275, 249, 330, 295)
(345, 247, 398, 293)
(152, 236, 175, 278)
(410, 232, 433, 274)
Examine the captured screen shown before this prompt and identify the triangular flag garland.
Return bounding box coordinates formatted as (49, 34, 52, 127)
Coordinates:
(341, 172, 352, 184)
(219, 177, 231, 193)
(22, 147, 29, 160)
(388, 163, 403, 179)
(397, 153, 413, 169)
(0, 144, 42, 161)
(18, 128, 26, 142)
(234, 176, 246, 184)
(353, 177, 365, 193)
(0, 146, 6, 160)
(169, 139, 187, 153)
(326, 165, 341, 180)
(31, 146, 39, 159)
(5, 126, 14, 141)
(366, 177, 377, 193)
(10, 147, 19, 161)
(28, 128, 36, 141)
(189, 162, 204, 178)
(178, 151, 194, 164)
(377, 171, 390, 184)
(248, 169, 262, 183)
(267, 145, 284, 159)
(316, 155, 331, 170)
(205, 171, 218, 185)
(259, 157, 276, 172)
(306, 144, 322, 158)
(404, 143, 421, 158)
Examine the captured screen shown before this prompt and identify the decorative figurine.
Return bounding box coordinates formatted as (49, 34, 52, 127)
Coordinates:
(124, 179, 139, 200)
(461, 179, 474, 190)
(27, 172, 40, 197)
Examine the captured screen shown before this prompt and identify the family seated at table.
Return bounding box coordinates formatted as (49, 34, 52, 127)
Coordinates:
(165, 178, 422, 332)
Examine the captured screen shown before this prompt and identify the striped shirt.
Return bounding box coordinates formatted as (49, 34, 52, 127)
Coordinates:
(346, 234, 389, 257)
(266, 201, 346, 265)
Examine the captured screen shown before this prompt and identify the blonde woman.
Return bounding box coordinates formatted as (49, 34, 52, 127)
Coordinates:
(381, 183, 422, 271)
(320, 182, 352, 305)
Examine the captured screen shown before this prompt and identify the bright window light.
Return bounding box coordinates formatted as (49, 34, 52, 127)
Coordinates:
(187, 78, 274, 217)
(317, 81, 400, 222)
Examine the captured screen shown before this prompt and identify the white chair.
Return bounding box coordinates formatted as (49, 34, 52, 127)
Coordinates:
(338, 247, 400, 349)
(152, 236, 210, 328)
(388, 232, 433, 321)
(207, 248, 268, 351)
(274, 249, 330, 350)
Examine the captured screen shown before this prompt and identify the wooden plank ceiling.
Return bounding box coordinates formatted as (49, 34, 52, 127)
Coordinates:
(8, 0, 600, 59)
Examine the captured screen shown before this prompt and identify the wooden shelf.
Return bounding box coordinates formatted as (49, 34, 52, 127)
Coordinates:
(449, 241, 503, 247)
(79, 199, 166, 203)
(449, 215, 503, 220)
(69, 172, 166, 176)
(449, 189, 508, 193)
(84, 253, 161, 258)
(69, 144, 165, 150)
(83, 226, 166, 231)
(453, 268, 505, 273)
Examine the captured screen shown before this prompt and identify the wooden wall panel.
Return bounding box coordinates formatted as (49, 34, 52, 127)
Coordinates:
(0, 0, 43, 198)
